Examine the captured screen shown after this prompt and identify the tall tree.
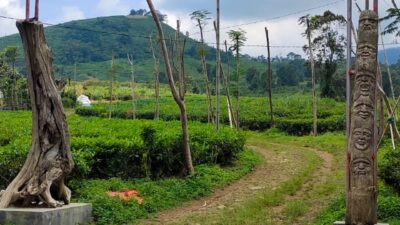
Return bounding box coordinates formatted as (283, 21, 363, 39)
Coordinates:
(305, 18, 318, 136)
(381, 4, 400, 37)
(146, 0, 194, 175)
(190, 9, 214, 124)
(299, 11, 346, 98)
(228, 29, 247, 130)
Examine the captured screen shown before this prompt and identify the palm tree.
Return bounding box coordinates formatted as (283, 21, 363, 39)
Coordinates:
(190, 10, 214, 124)
(381, 7, 400, 37)
(228, 29, 247, 130)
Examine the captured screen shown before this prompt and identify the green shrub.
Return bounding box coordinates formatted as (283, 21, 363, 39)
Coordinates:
(313, 185, 400, 224)
(380, 144, 400, 193)
(275, 115, 345, 136)
(75, 95, 346, 133)
(0, 112, 245, 186)
(69, 149, 261, 225)
(61, 90, 77, 108)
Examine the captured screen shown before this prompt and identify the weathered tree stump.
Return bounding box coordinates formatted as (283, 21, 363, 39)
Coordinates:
(0, 21, 74, 208)
(345, 10, 378, 224)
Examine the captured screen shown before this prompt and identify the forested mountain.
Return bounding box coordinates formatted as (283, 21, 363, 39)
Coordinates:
(378, 47, 400, 64)
(0, 11, 311, 95)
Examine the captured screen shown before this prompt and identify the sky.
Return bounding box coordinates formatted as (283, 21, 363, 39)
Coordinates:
(0, 0, 398, 58)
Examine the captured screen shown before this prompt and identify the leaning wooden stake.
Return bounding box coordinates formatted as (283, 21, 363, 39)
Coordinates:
(380, 27, 396, 102)
(108, 54, 115, 120)
(306, 19, 318, 136)
(265, 27, 273, 125)
(146, 0, 194, 175)
(0, 21, 73, 208)
(223, 40, 236, 127)
(127, 54, 136, 120)
(215, 0, 221, 131)
(345, 10, 379, 224)
(149, 35, 160, 120)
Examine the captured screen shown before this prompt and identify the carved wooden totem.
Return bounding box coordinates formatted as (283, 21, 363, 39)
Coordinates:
(345, 10, 378, 224)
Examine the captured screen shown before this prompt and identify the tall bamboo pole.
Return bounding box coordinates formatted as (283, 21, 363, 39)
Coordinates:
(127, 54, 136, 119)
(265, 27, 273, 125)
(149, 35, 160, 120)
(215, 0, 221, 131)
(224, 40, 236, 127)
(306, 19, 317, 136)
(108, 54, 115, 120)
(345, 0, 352, 212)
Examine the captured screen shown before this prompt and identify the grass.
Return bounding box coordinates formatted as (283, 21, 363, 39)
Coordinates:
(284, 200, 309, 222)
(173, 131, 322, 224)
(69, 149, 262, 225)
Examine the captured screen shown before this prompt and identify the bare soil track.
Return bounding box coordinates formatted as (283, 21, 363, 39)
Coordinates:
(140, 142, 334, 225)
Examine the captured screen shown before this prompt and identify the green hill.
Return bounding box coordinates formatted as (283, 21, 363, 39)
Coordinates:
(0, 15, 243, 81)
(0, 14, 311, 96)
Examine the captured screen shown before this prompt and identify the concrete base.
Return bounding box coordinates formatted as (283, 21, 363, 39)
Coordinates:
(0, 203, 92, 225)
(334, 222, 389, 225)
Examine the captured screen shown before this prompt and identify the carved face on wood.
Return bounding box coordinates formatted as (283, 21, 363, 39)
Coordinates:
(352, 127, 372, 151)
(359, 11, 378, 32)
(351, 157, 371, 176)
(357, 44, 376, 60)
(355, 74, 374, 96)
(354, 97, 374, 120)
(351, 157, 373, 191)
(360, 18, 377, 31)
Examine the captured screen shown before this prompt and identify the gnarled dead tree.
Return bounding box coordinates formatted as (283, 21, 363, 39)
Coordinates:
(0, 21, 73, 208)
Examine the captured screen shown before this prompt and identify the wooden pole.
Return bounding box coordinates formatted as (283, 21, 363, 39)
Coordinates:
(127, 54, 136, 120)
(108, 54, 114, 120)
(224, 40, 236, 127)
(149, 35, 160, 120)
(25, 0, 30, 20)
(73, 63, 77, 93)
(34, 0, 39, 20)
(373, 0, 378, 13)
(346, 0, 353, 207)
(380, 29, 396, 102)
(215, 0, 221, 131)
(265, 27, 273, 125)
(392, 0, 399, 9)
(306, 19, 318, 136)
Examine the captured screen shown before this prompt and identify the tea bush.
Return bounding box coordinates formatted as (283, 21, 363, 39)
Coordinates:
(0, 112, 245, 187)
(76, 94, 346, 134)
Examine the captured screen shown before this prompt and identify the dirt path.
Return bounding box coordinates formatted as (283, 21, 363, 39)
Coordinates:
(140, 144, 313, 225)
(266, 143, 334, 224)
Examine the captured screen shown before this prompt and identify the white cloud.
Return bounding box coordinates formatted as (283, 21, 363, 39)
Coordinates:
(161, 9, 307, 57)
(53, 6, 85, 24)
(62, 6, 85, 21)
(0, 0, 24, 36)
(96, 0, 129, 16)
